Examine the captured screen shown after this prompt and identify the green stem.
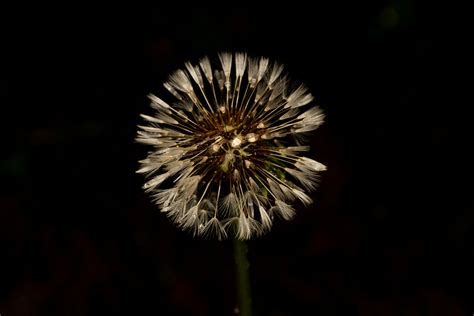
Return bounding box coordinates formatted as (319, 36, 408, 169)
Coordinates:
(233, 239, 252, 316)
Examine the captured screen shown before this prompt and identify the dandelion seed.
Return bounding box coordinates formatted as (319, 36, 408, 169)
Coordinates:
(136, 52, 326, 240)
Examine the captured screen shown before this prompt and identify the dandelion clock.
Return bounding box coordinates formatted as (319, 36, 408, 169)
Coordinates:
(136, 52, 326, 240)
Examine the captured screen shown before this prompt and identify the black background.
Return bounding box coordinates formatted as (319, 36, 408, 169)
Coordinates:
(1, 3, 471, 316)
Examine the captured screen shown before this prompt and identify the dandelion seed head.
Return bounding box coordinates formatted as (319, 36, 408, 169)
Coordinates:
(136, 52, 326, 240)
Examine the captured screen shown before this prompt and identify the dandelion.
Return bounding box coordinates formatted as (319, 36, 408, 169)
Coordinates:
(136, 52, 326, 240)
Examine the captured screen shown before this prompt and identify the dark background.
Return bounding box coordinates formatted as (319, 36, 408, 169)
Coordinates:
(1, 3, 471, 316)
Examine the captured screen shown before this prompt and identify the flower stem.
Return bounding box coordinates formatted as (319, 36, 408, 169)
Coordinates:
(233, 239, 252, 316)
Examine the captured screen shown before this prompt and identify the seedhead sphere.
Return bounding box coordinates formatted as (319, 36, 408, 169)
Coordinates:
(137, 52, 326, 240)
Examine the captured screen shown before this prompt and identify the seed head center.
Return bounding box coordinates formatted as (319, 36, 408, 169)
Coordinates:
(231, 136, 242, 148)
